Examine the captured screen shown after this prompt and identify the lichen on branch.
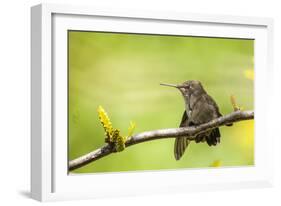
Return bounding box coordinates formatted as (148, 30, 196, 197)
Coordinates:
(97, 106, 136, 152)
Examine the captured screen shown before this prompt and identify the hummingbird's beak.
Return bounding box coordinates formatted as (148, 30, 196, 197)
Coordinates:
(160, 83, 179, 88)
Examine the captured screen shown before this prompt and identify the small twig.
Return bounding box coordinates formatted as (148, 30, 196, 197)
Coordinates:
(69, 110, 254, 171)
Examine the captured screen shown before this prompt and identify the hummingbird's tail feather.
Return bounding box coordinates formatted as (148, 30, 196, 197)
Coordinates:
(174, 137, 190, 160)
(206, 128, 221, 146)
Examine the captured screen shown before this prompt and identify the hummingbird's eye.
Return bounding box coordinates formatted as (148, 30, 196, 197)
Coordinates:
(186, 85, 191, 89)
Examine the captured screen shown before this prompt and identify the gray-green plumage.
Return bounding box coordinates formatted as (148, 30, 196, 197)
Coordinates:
(160, 80, 225, 160)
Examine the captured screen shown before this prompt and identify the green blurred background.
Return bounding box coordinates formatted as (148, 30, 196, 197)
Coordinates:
(68, 31, 254, 173)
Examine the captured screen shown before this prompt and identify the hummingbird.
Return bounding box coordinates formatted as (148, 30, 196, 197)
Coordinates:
(160, 80, 230, 160)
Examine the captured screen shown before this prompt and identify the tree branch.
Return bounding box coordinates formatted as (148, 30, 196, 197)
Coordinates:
(69, 110, 254, 171)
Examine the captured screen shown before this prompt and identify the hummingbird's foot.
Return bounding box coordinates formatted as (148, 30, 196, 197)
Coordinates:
(195, 134, 205, 143)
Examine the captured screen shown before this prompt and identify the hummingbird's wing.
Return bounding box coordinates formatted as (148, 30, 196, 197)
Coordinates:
(205, 94, 221, 117)
(205, 94, 232, 126)
(179, 110, 188, 127)
(193, 94, 222, 146)
(174, 111, 190, 160)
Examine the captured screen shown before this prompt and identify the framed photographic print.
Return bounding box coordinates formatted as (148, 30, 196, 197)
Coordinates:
(31, 3, 274, 201)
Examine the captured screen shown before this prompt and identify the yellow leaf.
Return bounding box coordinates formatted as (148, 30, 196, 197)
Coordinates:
(237, 120, 254, 149)
(97, 106, 113, 142)
(244, 69, 254, 81)
(128, 121, 136, 137)
(230, 95, 243, 111)
(210, 160, 222, 167)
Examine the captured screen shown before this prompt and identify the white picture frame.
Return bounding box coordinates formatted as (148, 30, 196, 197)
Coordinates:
(31, 3, 274, 202)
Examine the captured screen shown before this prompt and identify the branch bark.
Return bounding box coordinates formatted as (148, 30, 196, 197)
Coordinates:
(69, 110, 254, 171)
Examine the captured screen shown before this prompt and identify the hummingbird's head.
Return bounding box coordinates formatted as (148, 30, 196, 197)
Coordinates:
(160, 80, 205, 97)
